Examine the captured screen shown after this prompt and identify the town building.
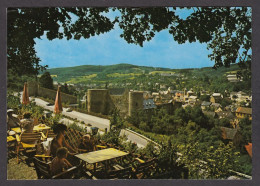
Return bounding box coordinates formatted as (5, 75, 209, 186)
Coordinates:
(187, 89, 195, 97)
(143, 99, 156, 110)
(220, 127, 243, 147)
(210, 93, 223, 103)
(227, 74, 241, 82)
(236, 107, 252, 120)
(211, 103, 221, 109)
(216, 111, 235, 120)
(201, 101, 211, 110)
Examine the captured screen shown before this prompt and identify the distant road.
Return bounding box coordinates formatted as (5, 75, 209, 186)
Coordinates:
(120, 129, 161, 149)
(33, 97, 111, 131)
(15, 91, 111, 131)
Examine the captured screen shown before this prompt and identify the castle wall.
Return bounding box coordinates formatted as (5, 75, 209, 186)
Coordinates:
(110, 90, 129, 117)
(87, 89, 115, 115)
(28, 81, 77, 104)
(28, 81, 38, 96)
(38, 86, 77, 104)
(129, 91, 144, 116)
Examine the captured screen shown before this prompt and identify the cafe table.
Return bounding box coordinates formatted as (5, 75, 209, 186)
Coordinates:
(75, 148, 129, 172)
(11, 124, 51, 133)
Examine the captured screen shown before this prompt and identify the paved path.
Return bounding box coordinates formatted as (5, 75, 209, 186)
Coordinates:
(29, 96, 111, 131)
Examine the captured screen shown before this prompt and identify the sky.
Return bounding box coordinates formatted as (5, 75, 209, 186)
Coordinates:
(34, 8, 215, 70)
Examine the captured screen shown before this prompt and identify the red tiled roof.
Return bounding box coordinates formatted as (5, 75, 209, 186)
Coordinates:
(245, 143, 252, 158)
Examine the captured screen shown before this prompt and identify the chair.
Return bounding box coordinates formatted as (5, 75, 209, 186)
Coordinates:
(106, 166, 133, 179)
(87, 166, 133, 179)
(65, 128, 101, 152)
(133, 158, 158, 179)
(7, 136, 16, 161)
(46, 130, 56, 139)
(16, 132, 42, 163)
(65, 128, 84, 150)
(33, 157, 78, 179)
(41, 130, 56, 141)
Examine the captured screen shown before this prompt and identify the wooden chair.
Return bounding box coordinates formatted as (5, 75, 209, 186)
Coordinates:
(33, 157, 78, 179)
(41, 130, 56, 141)
(7, 136, 17, 161)
(16, 132, 42, 163)
(132, 158, 158, 179)
(46, 130, 56, 139)
(65, 128, 103, 152)
(65, 128, 84, 150)
(87, 166, 133, 180)
(106, 166, 133, 179)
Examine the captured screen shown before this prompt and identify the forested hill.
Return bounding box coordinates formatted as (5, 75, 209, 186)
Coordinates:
(44, 63, 241, 83)
(44, 63, 171, 82)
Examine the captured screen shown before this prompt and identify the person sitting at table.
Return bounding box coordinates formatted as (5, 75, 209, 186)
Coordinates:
(78, 134, 96, 152)
(20, 112, 34, 133)
(38, 115, 46, 124)
(7, 109, 20, 130)
(50, 124, 80, 166)
(50, 147, 72, 176)
(50, 123, 77, 157)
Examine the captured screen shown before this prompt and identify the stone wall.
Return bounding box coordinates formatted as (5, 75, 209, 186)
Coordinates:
(38, 86, 77, 104)
(87, 89, 115, 115)
(28, 81, 77, 104)
(110, 90, 129, 117)
(128, 91, 144, 116)
(28, 81, 38, 97)
(157, 101, 182, 115)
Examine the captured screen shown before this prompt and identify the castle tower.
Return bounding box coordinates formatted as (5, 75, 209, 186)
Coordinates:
(128, 91, 144, 116)
(87, 89, 111, 115)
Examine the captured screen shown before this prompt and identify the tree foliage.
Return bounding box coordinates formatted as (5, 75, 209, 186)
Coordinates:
(118, 7, 251, 70)
(239, 117, 252, 144)
(39, 72, 53, 89)
(178, 142, 240, 179)
(8, 7, 251, 78)
(8, 7, 115, 76)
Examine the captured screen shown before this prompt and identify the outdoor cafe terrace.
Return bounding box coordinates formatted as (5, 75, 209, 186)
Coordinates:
(7, 83, 164, 180)
(7, 124, 162, 180)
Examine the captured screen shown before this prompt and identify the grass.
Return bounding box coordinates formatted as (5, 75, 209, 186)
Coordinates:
(106, 73, 142, 78)
(67, 74, 97, 84)
(149, 71, 176, 75)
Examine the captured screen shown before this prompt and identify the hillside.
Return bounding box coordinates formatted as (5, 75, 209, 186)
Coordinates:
(45, 63, 172, 83)
(44, 63, 241, 85)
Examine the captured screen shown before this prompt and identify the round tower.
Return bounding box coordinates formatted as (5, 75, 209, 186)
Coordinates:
(128, 91, 144, 116)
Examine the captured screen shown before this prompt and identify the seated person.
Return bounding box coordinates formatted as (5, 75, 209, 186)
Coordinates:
(78, 134, 96, 152)
(50, 123, 77, 157)
(7, 109, 20, 130)
(38, 115, 46, 124)
(50, 147, 72, 176)
(20, 112, 34, 133)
